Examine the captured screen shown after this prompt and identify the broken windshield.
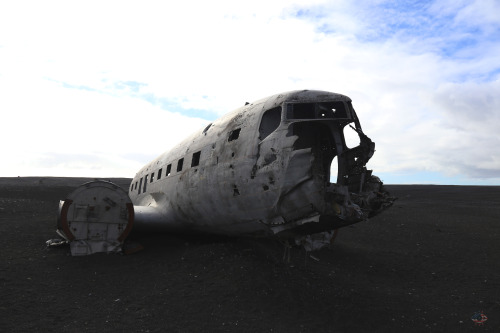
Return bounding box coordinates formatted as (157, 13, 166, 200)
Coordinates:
(343, 124, 361, 149)
(286, 101, 349, 120)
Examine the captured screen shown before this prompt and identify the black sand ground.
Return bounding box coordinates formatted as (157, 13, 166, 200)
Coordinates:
(0, 177, 499, 332)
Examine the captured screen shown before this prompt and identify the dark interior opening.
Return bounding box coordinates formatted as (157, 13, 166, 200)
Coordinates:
(191, 151, 201, 167)
(290, 122, 337, 180)
(228, 128, 241, 141)
(233, 185, 240, 196)
(287, 101, 348, 119)
(259, 106, 281, 141)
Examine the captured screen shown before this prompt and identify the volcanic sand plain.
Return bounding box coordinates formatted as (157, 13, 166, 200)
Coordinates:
(0, 177, 499, 332)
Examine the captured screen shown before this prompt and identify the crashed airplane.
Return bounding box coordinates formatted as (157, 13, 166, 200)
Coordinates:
(55, 90, 393, 255)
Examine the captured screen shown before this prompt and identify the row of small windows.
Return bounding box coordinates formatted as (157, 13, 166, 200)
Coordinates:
(130, 127, 242, 194)
(130, 150, 202, 193)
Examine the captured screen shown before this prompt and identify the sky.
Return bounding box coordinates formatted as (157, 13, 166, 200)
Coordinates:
(0, 0, 499, 185)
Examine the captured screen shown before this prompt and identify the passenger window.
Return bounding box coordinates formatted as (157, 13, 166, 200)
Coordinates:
(166, 164, 172, 176)
(138, 178, 143, 194)
(259, 107, 281, 140)
(150, 172, 154, 182)
(134, 181, 138, 190)
(158, 168, 162, 180)
(177, 158, 184, 172)
(143, 175, 148, 192)
(191, 151, 201, 167)
(228, 128, 241, 141)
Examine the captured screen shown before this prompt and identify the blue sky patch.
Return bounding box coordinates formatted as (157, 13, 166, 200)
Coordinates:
(376, 170, 499, 185)
(141, 94, 217, 121)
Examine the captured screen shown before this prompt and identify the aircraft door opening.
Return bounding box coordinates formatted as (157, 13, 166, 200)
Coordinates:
(290, 122, 337, 182)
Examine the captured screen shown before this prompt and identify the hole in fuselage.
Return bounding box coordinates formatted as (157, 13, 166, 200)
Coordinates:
(228, 128, 241, 141)
(343, 125, 361, 149)
(233, 185, 240, 196)
(330, 156, 338, 184)
(289, 122, 337, 182)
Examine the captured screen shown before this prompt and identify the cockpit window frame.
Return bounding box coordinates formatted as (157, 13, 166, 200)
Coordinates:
(285, 101, 351, 120)
(258, 106, 282, 141)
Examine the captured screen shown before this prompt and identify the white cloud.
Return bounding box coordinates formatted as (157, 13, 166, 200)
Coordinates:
(0, 0, 498, 183)
(0, 76, 209, 177)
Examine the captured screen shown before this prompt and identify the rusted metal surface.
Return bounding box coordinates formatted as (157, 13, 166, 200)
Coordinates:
(127, 90, 394, 249)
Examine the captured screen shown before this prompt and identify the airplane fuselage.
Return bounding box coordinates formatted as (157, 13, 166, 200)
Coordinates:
(128, 90, 389, 239)
(56, 90, 393, 255)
